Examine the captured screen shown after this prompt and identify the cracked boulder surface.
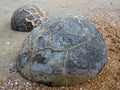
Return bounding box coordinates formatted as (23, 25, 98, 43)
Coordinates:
(16, 15, 107, 86)
(11, 5, 47, 32)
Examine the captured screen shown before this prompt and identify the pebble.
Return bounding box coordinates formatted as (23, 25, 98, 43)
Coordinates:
(6, 42, 10, 45)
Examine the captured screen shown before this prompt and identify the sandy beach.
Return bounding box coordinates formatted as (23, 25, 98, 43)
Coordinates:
(0, 0, 120, 89)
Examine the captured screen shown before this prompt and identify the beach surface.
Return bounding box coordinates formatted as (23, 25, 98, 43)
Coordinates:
(0, 0, 120, 89)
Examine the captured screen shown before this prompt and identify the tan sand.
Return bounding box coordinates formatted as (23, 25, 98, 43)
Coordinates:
(0, 0, 120, 89)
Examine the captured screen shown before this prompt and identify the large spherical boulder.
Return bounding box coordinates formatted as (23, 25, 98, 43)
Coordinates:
(11, 5, 47, 32)
(16, 15, 107, 86)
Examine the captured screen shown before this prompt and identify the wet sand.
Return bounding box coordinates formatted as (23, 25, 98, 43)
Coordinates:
(0, 0, 120, 89)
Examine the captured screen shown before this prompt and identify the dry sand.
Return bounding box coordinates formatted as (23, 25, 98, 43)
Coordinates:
(0, 0, 120, 90)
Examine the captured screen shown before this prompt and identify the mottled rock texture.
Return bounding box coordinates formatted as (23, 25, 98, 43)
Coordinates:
(16, 15, 107, 86)
(11, 5, 47, 32)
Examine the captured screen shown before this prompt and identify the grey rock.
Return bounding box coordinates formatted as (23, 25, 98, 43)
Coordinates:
(11, 5, 47, 32)
(16, 15, 107, 86)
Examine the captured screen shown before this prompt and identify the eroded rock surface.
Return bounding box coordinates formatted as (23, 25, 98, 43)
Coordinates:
(16, 15, 107, 86)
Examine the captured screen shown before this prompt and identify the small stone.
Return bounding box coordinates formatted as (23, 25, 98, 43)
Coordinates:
(6, 42, 10, 45)
(80, 87, 82, 90)
(110, 3, 112, 5)
(15, 81, 18, 85)
(88, 80, 91, 82)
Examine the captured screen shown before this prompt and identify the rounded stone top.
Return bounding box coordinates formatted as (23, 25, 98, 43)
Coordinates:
(11, 5, 47, 32)
(16, 15, 107, 86)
